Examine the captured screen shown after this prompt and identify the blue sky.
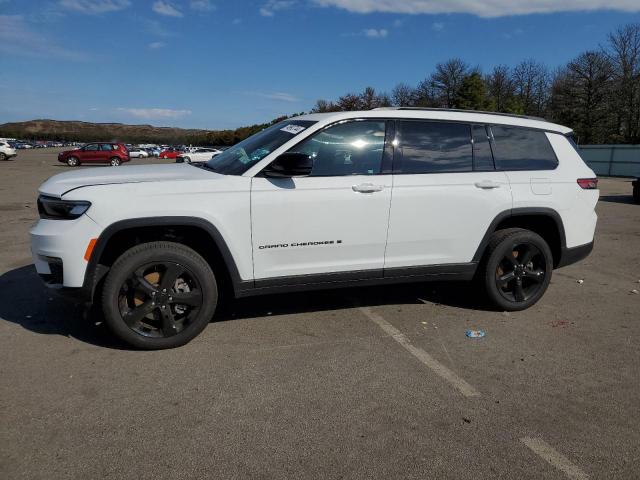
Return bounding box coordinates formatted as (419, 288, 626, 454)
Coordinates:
(1, 0, 639, 130)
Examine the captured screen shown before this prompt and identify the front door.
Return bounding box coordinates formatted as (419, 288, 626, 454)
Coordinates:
(251, 120, 393, 281)
(80, 143, 101, 162)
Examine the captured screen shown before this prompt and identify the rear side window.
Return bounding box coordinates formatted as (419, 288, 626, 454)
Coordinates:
(395, 121, 472, 174)
(490, 126, 558, 171)
(472, 125, 495, 171)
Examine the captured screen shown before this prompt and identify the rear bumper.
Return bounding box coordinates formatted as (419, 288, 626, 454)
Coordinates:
(556, 241, 594, 268)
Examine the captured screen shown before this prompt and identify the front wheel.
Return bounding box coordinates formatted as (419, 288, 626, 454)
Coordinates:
(0, 153, 6, 161)
(183, 156, 191, 163)
(481, 228, 553, 311)
(102, 242, 218, 349)
(67, 156, 79, 167)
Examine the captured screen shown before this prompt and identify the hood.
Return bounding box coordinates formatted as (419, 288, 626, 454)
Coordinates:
(39, 163, 220, 197)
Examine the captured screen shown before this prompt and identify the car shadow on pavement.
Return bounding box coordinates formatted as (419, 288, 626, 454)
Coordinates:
(218, 279, 494, 322)
(0, 265, 128, 349)
(0, 264, 493, 348)
(598, 194, 637, 205)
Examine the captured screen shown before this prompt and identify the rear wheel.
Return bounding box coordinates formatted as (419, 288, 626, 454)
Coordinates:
(102, 242, 218, 349)
(633, 181, 640, 204)
(67, 156, 79, 167)
(481, 228, 553, 311)
(110, 157, 121, 166)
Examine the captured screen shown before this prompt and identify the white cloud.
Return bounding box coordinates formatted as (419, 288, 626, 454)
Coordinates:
(312, 0, 640, 18)
(364, 28, 388, 38)
(148, 41, 166, 49)
(117, 108, 192, 119)
(152, 1, 184, 17)
(190, 0, 215, 12)
(431, 22, 444, 31)
(260, 0, 296, 17)
(0, 15, 87, 60)
(247, 91, 300, 102)
(59, 0, 131, 14)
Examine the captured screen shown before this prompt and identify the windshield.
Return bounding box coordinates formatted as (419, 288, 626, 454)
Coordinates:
(204, 120, 317, 175)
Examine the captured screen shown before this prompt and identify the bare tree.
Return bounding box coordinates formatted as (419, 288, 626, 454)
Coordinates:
(549, 52, 614, 143)
(311, 99, 339, 113)
(429, 58, 470, 108)
(485, 65, 515, 112)
(391, 83, 416, 106)
(512, 59, 551, 116)
(604, 23, 640, 142)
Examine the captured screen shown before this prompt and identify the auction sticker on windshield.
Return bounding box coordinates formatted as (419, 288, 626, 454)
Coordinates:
(280, 125, 307, 135)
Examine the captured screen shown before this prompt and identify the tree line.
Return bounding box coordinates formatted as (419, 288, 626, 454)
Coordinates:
(311, 23, 640, 145)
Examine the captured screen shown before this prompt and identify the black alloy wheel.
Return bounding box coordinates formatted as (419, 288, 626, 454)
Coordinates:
(102, 241, 218, 349)
(118, 262, 203, 338)
(482, 228, 553, 311)
(495, 242, 547, 303)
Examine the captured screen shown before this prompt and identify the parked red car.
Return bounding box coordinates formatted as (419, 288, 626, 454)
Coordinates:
(58, 143, 130, 167)
(159, 147, 184, 159)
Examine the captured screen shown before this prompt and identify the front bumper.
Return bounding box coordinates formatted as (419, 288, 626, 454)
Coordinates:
(30, 214, 103, 288)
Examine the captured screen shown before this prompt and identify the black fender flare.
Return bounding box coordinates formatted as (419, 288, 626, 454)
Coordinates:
(82, 216, 246, 301)
(471, 207, 567, 263)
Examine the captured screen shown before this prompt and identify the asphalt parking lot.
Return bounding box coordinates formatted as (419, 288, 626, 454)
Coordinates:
(1, 148, 639, 479)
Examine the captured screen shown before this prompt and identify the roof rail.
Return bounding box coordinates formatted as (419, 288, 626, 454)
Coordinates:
(371, 107, 547, 123)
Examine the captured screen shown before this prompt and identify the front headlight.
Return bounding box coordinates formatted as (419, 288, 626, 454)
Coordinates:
(37, 195, 91, 220)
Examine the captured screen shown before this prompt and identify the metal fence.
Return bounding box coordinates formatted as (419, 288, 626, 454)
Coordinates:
(579, 145, 640, 177)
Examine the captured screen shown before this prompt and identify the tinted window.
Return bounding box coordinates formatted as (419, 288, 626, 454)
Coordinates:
(490, 126, 558, 170)
(101, 144, 114, 151)
(472, 125, 495, 171)
(290, 120, 386, 176)
(396, 121, 472, 173)
(84, 144, 99, 151)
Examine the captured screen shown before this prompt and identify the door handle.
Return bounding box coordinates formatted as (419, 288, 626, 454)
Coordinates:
(474, 180, 501, 189)
(352, 183, 384, 193)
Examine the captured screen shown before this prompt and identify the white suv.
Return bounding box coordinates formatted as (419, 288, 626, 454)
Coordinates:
(0, 141, 17, 161)
(30, 108, 599, 349)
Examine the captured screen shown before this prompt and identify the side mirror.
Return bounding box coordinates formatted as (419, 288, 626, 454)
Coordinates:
(263, 152, 313, 178)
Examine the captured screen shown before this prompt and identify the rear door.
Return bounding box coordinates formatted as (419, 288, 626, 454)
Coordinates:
(384, 120, 512, 271)
(251, 119, 393, 281)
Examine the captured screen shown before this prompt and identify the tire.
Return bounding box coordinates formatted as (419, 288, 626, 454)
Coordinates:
(633, 183, 640, 204)
(480, 228, 553, 311)
(110, 157, 121, 166)
(0, 153, 6, 161)
(101, 241, 218, 349)
(67, 156, 79, 167)
(183, 156, 191, 163)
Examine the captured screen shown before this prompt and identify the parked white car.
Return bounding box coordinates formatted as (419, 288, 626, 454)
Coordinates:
(128, 148, 149, 159)
(30, 108, 598, 349)
(177, 147, 222, 163)
(0, 141, 17, 161)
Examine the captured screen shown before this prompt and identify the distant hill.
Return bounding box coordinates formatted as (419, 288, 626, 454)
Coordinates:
(0, 119, 209, 144)
(0, 114, 298, 146)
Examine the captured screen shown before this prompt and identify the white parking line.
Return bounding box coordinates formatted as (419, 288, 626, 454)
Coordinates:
(358, 306, 481, 398)
(521, 437, 589, 480)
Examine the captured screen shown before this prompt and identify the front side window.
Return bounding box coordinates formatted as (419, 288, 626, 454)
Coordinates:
(395, 121, 473, 174)
(204, 120, 316, 175)
(288, 120, 386, 176)
(490, 126, 558, 171)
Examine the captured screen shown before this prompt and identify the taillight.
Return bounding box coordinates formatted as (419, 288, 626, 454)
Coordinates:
(577, 178, 598, 189)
